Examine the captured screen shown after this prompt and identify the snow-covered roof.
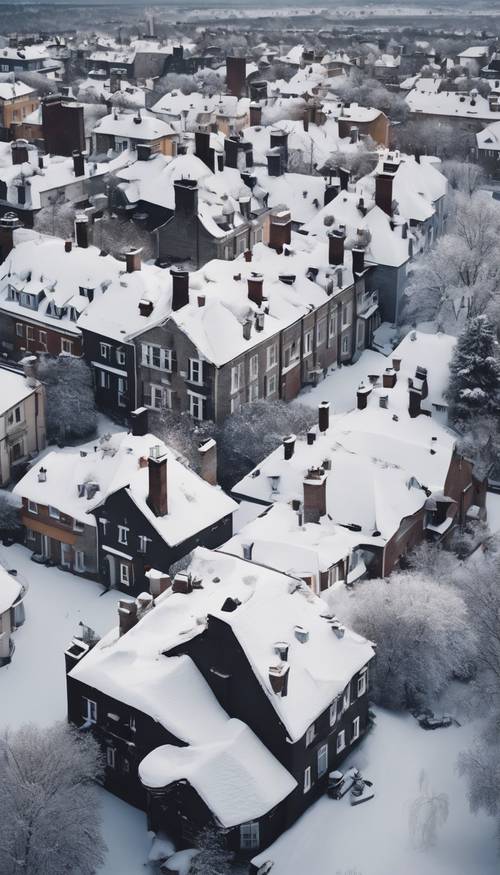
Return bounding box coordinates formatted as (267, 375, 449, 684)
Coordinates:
(0, 81, 37, 101)
(458, 46, 489, 59)
(0, 566, 21, 615)
(0, 150, 110, 212)
(93, 111, 175, 141)
(139, 719, 296, 827)
(241, 118, 355, 170)
(406, 87, 500, 121)
(14, 432, 236, 540)
(476, 120, 500, 152)
(70, 546, 374, 746)
(0, 368, 37, 415)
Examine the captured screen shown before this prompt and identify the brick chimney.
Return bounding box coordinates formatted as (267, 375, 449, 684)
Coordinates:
(198, 438, 217, 485)
(72, 150, 85, 177)
(392, 357, 401, 372)
(270, 129, 289, 171)
(324, 181, 339, 206)
(118, 598, 138, 636)
(269, 663, 290, 697)
(269, 210, 291, 253)
(303, 109, 309, 132)
(356, 383, 372, 410)
(147, 445, 168, 517)
(137, 143, 152, 162)
(318, 400, 330, 432)
(250, 102, 262, 126)
(174, 178, 198, 216)
(303, 468, 327, 524)
(226, 56, 247, 97)
(11, 139, 29, 165)
(408, 382, 422, 418)
(382, 368, 397, 389)
(283, 434, 296, 460)
(170, 267, 190, 311)
(266, 147, 283, 177)
(74, 213, 89, 248)
(125, 248, 141, 273)
(415, 365, 428, 400)
(0, 212, 22, 263)
(338, 167, 350, 191)
(130, 406, 148, 436)
(352, 247, 365, 275)
(146, 570, 172, 599)
(195, 130, 215, 172)
(375, 172, 395, 216)
(328, 229, 345, 266)
(247, 273, 263, 307)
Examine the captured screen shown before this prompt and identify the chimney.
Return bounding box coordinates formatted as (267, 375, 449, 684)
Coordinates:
(239, 195, 251, 220)
(307, 430, 316, 446)
(250, 102, 262, 126)
(247, 273, 263, 307)
(74, 213, 89, 249)
(146, 570, 172, 599)
(38, 154, 45, 170)
(224, 136, 240, 169)
(197, 295, 206, 307)
(338, 167, 350, 191)
(269, 663, 290, 697)
(174, 178, 198, 216)
(375, 172, 395, 217)
(324, 181, 339, 206)
(124, 248, 141, 273)
(138, 299, 153, 317)
(65, 240, 72, 253)
(303, 109, 309, 132)
(303, 467, 327, 524)
(130, 406, 148, 436)
(414, 148, 421, 164)
(328, 229, 345, 266)
(147, 445, 168, 517)
(195, 130, 215, 172)
(392, 357, 401, 372)
(243, 319, 252, 340)
(0, 212, 22, 262)
(266, 148, 283, 177)
(20, 354, 38, 386)
(198, 438, 217, 485)
(226, 56, 247, 98)
(244, 249, 252, 263)
(283, 434, 296, 460)
(382, 367, 397, 389)
(270, 129, 289, 171)
(11, 139, 29, 165)
(72, 150, 85, 177)
(118, 598, 138, 636)
(415, 365, 428, 400)
(170, 267, 190, 311)
(318, 401, 330, 433)
(137, 143, 152, 162)
(350, 126, 359, 144)
(352, 247, 365, 275)
(357, 382, 372, 410)
(408, 382, 422, 419)
(269, 210, 291, 253)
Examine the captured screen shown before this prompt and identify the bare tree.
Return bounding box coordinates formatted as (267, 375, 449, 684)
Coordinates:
(0, 722, 106, 875)
(409, 770, 450, 850)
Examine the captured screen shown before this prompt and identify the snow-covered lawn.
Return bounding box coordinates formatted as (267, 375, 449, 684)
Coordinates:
(297, 350, 387, 414)
(253, 710, 498, 875)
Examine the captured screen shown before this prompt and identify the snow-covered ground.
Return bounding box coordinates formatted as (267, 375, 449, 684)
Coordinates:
(486, 492, 500, 535)
(297, 350, 387, 415)
(253, 710, 498, 875)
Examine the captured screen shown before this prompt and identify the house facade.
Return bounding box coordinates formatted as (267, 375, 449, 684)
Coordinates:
(0, 365, 46, 486)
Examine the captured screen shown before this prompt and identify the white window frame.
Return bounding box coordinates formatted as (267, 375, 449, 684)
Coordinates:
(60, 542, 71, 568)
(250, 353, 259, 381)
(28, 500, 38, 514)
(231, 362, 243, 395)
(118, 525, 129, 546)
(61, 338, 73, 354)
(188, 391, 205, 421)
(317, 743, 328, 777)
(74, 550, 85, 573)
(100, 342, 111, 360)
(99, 369, 110, 389)
(357, 671, 367, 697)
(249, 381, 259, 403)
(147, 383, 164, 410)
(305, 724, 316, 747)
(240, 821, 260, 851)
(328, 312, 337, 339)
(316, 319, 326, 346)
(343, 683, 351, 712)
(116, 349, 126, 366)
(16, 322, 24, 337)
(266, 373, 277, 398)
(304, 329, 313, 356)
(138, 535, 150, 554)
(48, 506, 60, 519)
(336, 729, 346, 754)
(120, 562, 130, 586)
(188, 358, 203, 385)
(83, 697, 97, 724)
(266, 343, 278, 370)
(304, 765, 312, 793)
(329, 699, 338, 727)
(352, 716, 360, 742)
(342, 334, 349, 355)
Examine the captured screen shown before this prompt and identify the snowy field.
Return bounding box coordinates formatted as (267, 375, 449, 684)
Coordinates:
(2, 530, 499, 874)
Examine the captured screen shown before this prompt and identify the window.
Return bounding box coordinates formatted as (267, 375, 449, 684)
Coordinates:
(138, 535, 150, 554)
(83, 697, 97, 724)
(231, 362, 243, 394)
(146, 384, 164, 410)
(98, 369, 110, 389)
(100, 342, 111, 360)
(106, 747, 116, 769)
(230, 395, 241, 414)
(266, 344, 278, 370)
(305, 724, 316, 747)
(341, 334, 350, 355)
(99, 518, 108, 535)
(240, 822, 260, 851)
(357, 320, 365, 347)
(250, 354, 258, 380)
(129, 715, 136, 733)
(118, 377, 127, 406)
(10, 440, 24, 462)
(317, 743, 328, 777)
(328, 311, 337, 340)
(39, 330, 47, 348)
(283, 341, 299, 369)
(266, 373, 277, 398)
(342, 684, 351, 712)
(48, 506, 60, 519)
(26, 325, 34, 340)
(304, 330, 313, 356)
(188, 358, 202, 385)
(60, 338, 73, 354)
(120, 563, 130, 586)
(73, 519, 84, 533)
(118, 525, 128, 546)
(16, 322, 24, 337)
(316, 319, 326, 346)
(116, 349, 126, 366)
(28, 500, 38, 514)
(27, 528, 36, 542)
(141, 344, 172, 371)
(342, 301, 351, 327)
(189, 392, 205, 421)
(304, 766, 312, 793)
(352, 716, 360, 742)
(9, 405, 22, 425)
(249, 381, 259, 403)
(336, 730, 346, 754)
(60, 542, 71, 568)
(357, 672, 367, 697)
(329, 699, 338, 727)
(74, 551, 85, 572)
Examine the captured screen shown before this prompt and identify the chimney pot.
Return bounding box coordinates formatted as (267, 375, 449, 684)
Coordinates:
(130, 407, 148, 436)
(318, 401, 330, 432)
(392, 357, 401, 372)
(328, 229, 345, 266)
(375, 172, 395, 217)
(356, 383, 372, 410)
(269, 662, 290, 696)
(118, 598, 138, 636)
(148, 447, 168, 517)
(198, 438, 217, 485)
(303, 468, 327, 523)
(247, 273, 263, 307)
(283, 434, 296, 460)
(170, 267, 190, 311)
(125, 249, 141, 273)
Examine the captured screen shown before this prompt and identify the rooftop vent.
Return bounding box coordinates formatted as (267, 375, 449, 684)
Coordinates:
(294, 625, 309, 644)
